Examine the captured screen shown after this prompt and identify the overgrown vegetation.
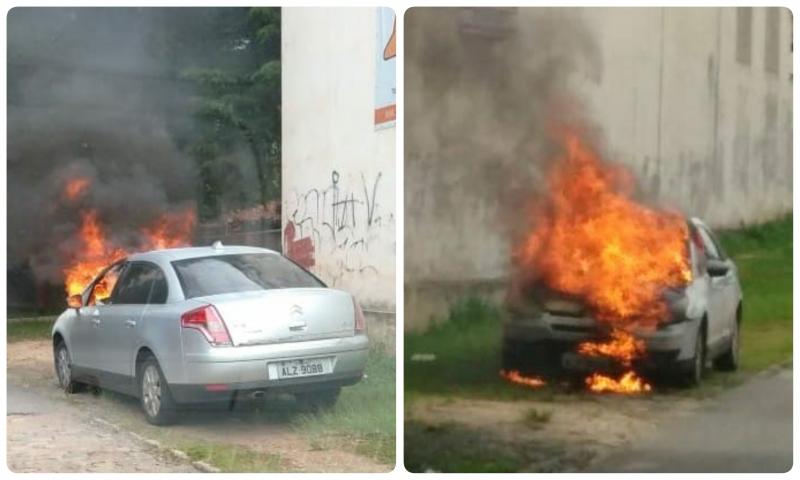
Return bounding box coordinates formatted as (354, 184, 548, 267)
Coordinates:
(291, 346, 396, 466)
(6, 317, 56, 342)
(717, 214, 792, 371)
(405, 299, 538, 399)
(151, 8, 282, 219)
(180, 441, 284, 473)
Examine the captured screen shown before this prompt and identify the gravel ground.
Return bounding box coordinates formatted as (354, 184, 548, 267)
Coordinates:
(7, 383, 195, 473)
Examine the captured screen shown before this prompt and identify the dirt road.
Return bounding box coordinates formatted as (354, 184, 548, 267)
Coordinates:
(7, 382, 196, 473)
(6, 340, 390, 473)
(406, 368, 792, 472)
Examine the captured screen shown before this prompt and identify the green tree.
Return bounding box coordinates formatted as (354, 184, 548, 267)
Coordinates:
(151, 7, 282, 220)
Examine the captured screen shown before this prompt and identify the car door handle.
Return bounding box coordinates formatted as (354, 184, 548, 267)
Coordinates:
(125, 319, 137, 328)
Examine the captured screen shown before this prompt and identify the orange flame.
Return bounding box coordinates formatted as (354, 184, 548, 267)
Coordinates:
(585, 371, 652, 394)
(578, 329, 646, 367)
(63, 210, 127, 298)
(578, 329, 652, 393)
(500, 369, 547, 388)
(513, 127, 691, 394)
(63, 177, 91, 201)
(141, 208, 197, 250)
(516, 129, 691, 330)
(63, 207, 195, 298)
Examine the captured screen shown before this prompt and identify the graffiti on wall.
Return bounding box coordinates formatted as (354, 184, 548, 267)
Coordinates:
(284, 170, 391, 285)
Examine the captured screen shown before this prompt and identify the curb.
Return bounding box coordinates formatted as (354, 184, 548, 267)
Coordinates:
(91, 416, 221, 473)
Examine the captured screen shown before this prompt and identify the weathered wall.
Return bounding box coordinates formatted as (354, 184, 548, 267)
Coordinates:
(405, 7, 792, 331)
(282, 8, 396, 313)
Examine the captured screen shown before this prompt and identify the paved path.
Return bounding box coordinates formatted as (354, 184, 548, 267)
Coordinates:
(6, 382, 196, 473)
(589, 368, 793, 473)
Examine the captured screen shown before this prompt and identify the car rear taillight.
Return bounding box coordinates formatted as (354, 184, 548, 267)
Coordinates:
(181, 305, 232, 346)
(353, 297, 366, 334)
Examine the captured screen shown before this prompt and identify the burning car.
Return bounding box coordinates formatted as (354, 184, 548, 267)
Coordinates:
(498, 130, 743, 392)
(503, 217, 742, 388)
(52, 243, 368, 425)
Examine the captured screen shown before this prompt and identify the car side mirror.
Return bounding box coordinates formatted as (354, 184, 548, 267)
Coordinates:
(707, 259, 730, 277)
(66, 294, 83, 309)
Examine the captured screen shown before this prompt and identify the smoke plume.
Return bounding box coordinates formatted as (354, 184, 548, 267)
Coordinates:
(404, 8, 603, 279)
(7, 8, 197, 285)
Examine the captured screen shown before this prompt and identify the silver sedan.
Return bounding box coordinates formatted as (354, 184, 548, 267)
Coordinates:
(503, 217, 742, 385)
(52, 244, 369, 424)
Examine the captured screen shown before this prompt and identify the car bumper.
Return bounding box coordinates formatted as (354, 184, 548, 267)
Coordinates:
(170, 334, 369, 404)
(504, 313, 700, 365)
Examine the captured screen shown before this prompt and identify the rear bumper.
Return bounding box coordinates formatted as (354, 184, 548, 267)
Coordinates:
(170, 334, 369, 403)
(170, 373, 363, 404)
(504, 313, 700, 365)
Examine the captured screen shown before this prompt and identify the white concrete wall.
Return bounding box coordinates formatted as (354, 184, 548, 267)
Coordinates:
(575, 7, 793, 227)
(282, 8, 396, 312)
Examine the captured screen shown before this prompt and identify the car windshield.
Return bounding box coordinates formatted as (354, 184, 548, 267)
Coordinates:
(172, 253, 324, 299)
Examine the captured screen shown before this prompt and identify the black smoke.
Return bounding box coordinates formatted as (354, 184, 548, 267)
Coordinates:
(7, 8, 198, 308)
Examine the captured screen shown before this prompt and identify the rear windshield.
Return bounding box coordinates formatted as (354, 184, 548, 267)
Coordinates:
(172, 253, 324, 299)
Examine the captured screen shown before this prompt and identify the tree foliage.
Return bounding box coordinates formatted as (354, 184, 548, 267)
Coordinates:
(151, 7, 282, 220)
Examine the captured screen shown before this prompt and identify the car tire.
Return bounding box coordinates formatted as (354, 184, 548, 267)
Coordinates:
(295, 388, 341, 411)
(53, 341, 85, 394)
(713, 317, 740, 372)
(681, 325, 706, 387)
(501, 339, 562, 377)
(138, 356, 178, 426)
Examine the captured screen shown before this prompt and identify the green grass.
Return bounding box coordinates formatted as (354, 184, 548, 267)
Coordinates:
(716, 215, 792, 370)
(179, 441, 284, 473)
(406, 298, 554, 400)
(406, 216, 793, 398)
(291, 346, 396, 466)
(6, 316, 56, 342)
(404, 421, 522, 473)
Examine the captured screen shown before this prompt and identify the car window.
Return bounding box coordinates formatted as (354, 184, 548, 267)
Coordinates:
(687, 223, 707, 277)
(697, 225, 722, 260)
(148, 266, 169, 304)
(702, 225, 728, 260)
(111, 262, 168, 305)
(172, 253, 324, 299)
(87, 262, 124, 306)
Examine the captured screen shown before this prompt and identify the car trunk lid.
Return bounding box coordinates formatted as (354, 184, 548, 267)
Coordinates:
(198, 288, 355, 346)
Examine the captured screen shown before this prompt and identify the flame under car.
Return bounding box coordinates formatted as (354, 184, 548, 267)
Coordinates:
(503, 217, 742, 388)
(52, 244, 369, 425)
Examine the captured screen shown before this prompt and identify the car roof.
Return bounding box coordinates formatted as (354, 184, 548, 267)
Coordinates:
(127, 244, 280, 263)
(689, 216, 709, 229)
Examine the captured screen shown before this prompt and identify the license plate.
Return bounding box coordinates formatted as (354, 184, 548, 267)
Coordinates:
(270, 358, 331, 380)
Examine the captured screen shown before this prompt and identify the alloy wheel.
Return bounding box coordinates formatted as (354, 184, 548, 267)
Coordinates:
(142, 365, 162, 418)
(56, 346, 71, 388)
